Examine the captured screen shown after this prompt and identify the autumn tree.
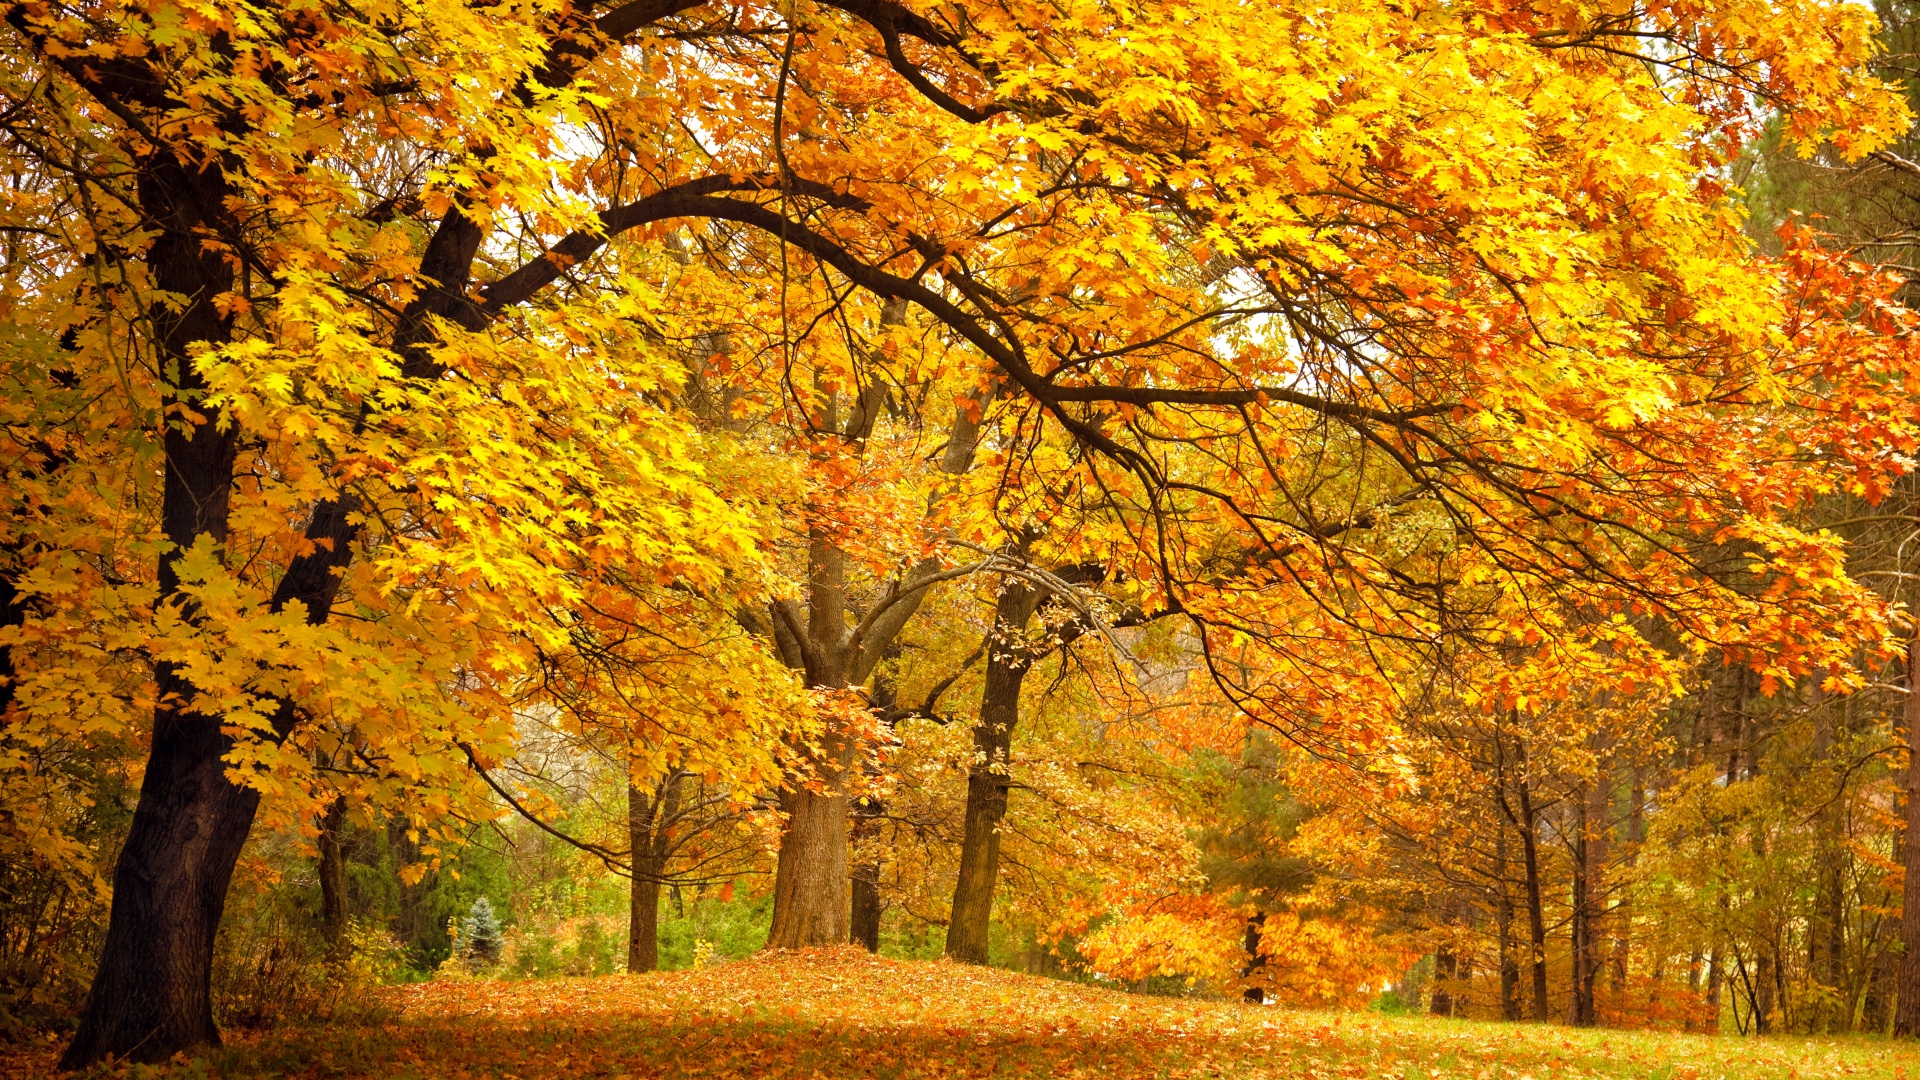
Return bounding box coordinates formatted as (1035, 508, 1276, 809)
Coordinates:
(2, 0, 1915, 1066)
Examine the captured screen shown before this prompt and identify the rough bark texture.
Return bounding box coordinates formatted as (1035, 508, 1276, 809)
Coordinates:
(946, 582, 1045, 965)
(769, 781, 852, 946)
(627, 773, 685, 972)
(1898, 637, 1920, 1037)
(317, 798, 349, 963)
(61, 151, 246, 1069)
(764, 385, 981, 951)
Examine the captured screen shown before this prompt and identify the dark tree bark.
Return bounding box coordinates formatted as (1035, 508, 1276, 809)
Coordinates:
(1897, 637, 1920, 1036)
(946, 581, 1046, 965)
(1431, 944, 1457, 1017)
(1241, 913, 1267, 1004)
(627, 772, 684, 973)
(1495, 827, 1521, 1021)
(60, 150, 247, 1069)
(850, 862, 882, 953)
(317, 798, 349, 964)
(1518, 779, 1551, 1022)
(1705, 947, 1724, 1032)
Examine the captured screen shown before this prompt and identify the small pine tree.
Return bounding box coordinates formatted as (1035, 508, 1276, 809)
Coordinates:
(462, 897, 504, 966)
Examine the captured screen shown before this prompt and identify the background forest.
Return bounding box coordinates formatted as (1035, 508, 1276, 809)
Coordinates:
(6, 0, 1920, 1068)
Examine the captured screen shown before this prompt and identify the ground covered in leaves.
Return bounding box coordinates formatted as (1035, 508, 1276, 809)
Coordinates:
(11, 949, 1920, 1079)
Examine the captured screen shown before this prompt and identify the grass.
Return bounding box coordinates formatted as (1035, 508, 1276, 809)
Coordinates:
(9, 949, 1920, 1078)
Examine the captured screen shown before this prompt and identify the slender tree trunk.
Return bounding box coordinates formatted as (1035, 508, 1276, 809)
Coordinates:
(947, 582, 1045, 965)
(850, 862, 882, 952)
(1518, 778, 1550, 1021)
(61, 151, 248, 1069)
(1609, 771, 1643, 994)
(1706, 947, 1724, 1033)
(1569, 779, 1606, 1027)
(317, 797, 349, 964)
(1496, 827, 1521, 1021)
(1242, 913, 1268, 1004)
(1897, 636, 1920, 1036)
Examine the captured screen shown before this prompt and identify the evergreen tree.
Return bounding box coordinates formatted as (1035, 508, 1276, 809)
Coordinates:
(462, 898, 504, 967)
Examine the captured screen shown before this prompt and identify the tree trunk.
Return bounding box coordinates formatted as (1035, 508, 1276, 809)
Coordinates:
(1431, 944, 1457, 1017)
(1518, 778, 1550, 1021)
(1241, 913, 1267, 1004)
(947, 582, 1044, 965)
(628, 782, 661, 973)
(762, 385, 981, 952)
(850, 862, 882, 952)
(1569, 779, 1606, 1027)
(1897, 636, 1920, 1036)
(1496, 827, 1521, 1021)
(1609, 771, 1643, 994)
(61, 150, 248, 1069)
(1706, 947, 1724, 1033)
(317, 797, 349, 964)
(769, 780, 851, 947)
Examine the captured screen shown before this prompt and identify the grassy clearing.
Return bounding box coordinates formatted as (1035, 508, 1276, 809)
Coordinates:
(8, 949, 1917, 1079)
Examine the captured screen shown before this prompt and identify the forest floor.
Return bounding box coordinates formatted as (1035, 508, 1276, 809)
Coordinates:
(11, 948, 1920, 1079)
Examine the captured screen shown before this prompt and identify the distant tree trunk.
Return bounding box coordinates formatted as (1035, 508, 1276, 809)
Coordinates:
(1608, 771, 1643, 994)
(627, 775, 677, 974)
(850, 861, 882, 952)
(1705, 947, 1724, 1033)
(1518, 778, 1551, 1021)
(1753, 948, 1777, 1034)
(1569, 779, 1606, 1027)
(1496, 828, 1521, 1021)
(1897, 636, 1920, 1036)
(1242, 914, 1267, 1004)
(628, 867, 661, 974)
(849, 796, 883, 953)
(1431, 944, 1457, 1017)
(947, 581, 1046, 965)
(317, 797, 349, 963)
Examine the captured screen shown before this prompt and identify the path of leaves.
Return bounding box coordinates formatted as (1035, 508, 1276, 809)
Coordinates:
(12, 949, 1920, 1078)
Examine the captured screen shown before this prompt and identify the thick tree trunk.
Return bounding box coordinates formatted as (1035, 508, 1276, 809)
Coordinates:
(947, 583, 1044, 965)
(628, 773, 684, 972)
(317, 798, 349, 963)
(945, 681, 1019, 963)
(769, 782, 851, 946)
(61, 151, 250, 1069)
(1897, 637, 1920, 1036)
(628, 874, 661, 974)
(762, 386, 981, 952)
